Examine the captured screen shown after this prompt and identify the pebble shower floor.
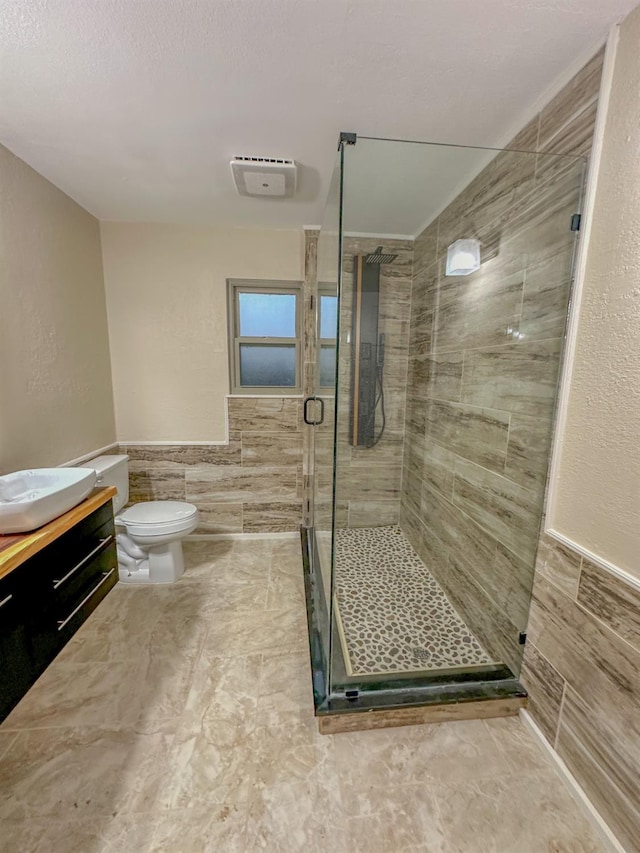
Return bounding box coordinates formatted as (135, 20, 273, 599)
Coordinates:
(334, 525, 493, 676)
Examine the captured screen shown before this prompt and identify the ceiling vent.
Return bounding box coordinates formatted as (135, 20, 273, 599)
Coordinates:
(230, 156, 297, 197)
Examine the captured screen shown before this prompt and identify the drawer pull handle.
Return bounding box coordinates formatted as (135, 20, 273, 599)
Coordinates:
(53, 536, 114, 589)
(57, 568, 116, 631)
(0, 594, 13, 609)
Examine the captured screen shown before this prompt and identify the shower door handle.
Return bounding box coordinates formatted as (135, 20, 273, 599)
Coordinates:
(303, 396, 325, 426)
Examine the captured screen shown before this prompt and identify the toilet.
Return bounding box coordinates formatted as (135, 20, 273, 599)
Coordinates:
(80, 455, 198, 584)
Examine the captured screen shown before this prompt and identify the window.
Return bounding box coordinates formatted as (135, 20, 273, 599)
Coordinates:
(228, 279, 302, 394)
(318, 284, 338, 388)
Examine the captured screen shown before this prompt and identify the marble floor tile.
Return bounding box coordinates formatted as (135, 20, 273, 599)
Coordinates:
(481, 715, 553, 774)
(1, 660, 146, 731)
(244, 778, 345, 853)
(0, 727, 172, 820)
(432, 773, 604, 853)
(0, 534, 608, 852)
(327, 719, 513, 789)
(265, 564, 305, 609)
(202, 604, 307, 658)
(154, 725, 256, 809)
(58, 586, 165, 664)
(342, 784, 447, 853)
(180, 649, 262, 741)
(256, 649, 314, 726)
(0, 732, 18, 760)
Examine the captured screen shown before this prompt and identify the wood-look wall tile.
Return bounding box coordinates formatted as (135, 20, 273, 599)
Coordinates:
(504, 412, 553, 490)
(577, 560, 640, 652)
(444, 552, 520, 671)
(520, 641, 565, 745)
(505, 116, 539, 152)
(185, 466, 298, 503)
(227, 397, 301, 433)
(399, 500, 449, 587)
(348, 500, 400, 528)
(123, 439, 241, 468)
(242, 502, 302, 533)
(401, 440, 424, 519)
(349, 431, 405, 467)
(426, 400, 509, 475)
(526, 576, 640, 736)
(534, 533, 582, 600)
(129, 470, 153, 503)
(452, 457, 540, 564)
(413, 220, 438, 275)
(409, 272, 436, 341)
(539, 101, 597, 163)
(241, 431, 303, 468)
(338, 464, 402, 503)
(461, 338, 563, 418)
(501, 169, 582, 263)
(557, 685, 640, 853)
(424, 352, 463, 402)
(130, 470, 186, 502)
(193, 502, 243, 535)
(537, 47, 604, 152)
(405, 395, 426, 441)
(491, 541, 535, 630)
(520, 249, 573, 342)
(406, 338, 431, 399)
(423, 440, 456, 501)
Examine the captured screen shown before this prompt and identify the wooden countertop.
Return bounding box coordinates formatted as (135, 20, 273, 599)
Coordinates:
(0, 486, 116, 581)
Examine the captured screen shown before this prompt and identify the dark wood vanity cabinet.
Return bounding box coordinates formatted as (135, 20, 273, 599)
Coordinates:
(0, 500, 118, 721)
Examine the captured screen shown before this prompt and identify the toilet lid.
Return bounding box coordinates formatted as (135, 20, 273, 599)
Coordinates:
(119, 500, 198, 525)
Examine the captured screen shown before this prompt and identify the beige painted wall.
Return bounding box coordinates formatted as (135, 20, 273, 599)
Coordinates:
(100, 223, 304, 442)
(0, 144, 116, 473)
(552, 9, 640, 578)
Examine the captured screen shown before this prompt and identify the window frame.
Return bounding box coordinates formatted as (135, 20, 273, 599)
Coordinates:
(317, 282, 338, 391)
(227, 278, 303, 395)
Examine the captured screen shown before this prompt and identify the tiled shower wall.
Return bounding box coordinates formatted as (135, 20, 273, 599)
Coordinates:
(400, 143, 587, 669)
(122, 396, 304, 533)
(335, 237, 413, 528)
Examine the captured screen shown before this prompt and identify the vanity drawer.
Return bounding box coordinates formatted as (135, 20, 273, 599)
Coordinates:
(0, 579, 35, 719)
(53, 541, 118, 643)
(50, 529, 117, 609)
(29, 539, 118, 668)
(36, 504, 115, 587)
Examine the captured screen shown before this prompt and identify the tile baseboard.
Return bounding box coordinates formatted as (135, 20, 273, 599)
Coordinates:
(519, 709, 626, 853)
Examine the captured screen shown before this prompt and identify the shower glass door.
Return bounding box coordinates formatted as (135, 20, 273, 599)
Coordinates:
(325, 135, 585, 700)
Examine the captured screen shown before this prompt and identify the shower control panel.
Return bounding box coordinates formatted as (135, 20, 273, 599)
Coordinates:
(350, 255, 380, 447)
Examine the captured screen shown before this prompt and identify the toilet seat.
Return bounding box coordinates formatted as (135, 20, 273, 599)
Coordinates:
(117, 500, 198, 537)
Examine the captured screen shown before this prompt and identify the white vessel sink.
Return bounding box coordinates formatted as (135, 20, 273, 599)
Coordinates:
(0, 468, 97, 534)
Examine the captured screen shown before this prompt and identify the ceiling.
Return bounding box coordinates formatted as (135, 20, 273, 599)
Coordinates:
(1, 0, 636, 233)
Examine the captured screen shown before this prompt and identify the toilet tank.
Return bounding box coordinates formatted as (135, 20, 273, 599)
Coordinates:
(79, 454, 130, 514)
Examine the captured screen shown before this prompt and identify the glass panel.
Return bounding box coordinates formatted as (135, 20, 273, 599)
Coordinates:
(238, 292, 296, 337)
(319, 294, 338, 339)
(239, 344, 296, 387)
(319, 345, 336, 388)
(307, 149, 342, 710)
(328, 135, 584, 697)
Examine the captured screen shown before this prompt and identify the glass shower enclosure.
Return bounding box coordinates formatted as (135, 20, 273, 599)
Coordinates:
(303, 133, 584, 716)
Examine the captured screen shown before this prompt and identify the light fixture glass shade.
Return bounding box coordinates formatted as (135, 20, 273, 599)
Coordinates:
(445, 238, 481, 276)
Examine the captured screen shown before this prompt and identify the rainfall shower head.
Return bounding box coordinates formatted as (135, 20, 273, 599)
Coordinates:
(364, 246, 398, 264)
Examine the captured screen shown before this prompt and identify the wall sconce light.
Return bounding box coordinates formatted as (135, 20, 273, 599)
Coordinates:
(445, 238, 481, 276)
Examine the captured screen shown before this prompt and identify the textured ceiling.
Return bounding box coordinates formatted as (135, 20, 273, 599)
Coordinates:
(0, 0, 636, 232)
